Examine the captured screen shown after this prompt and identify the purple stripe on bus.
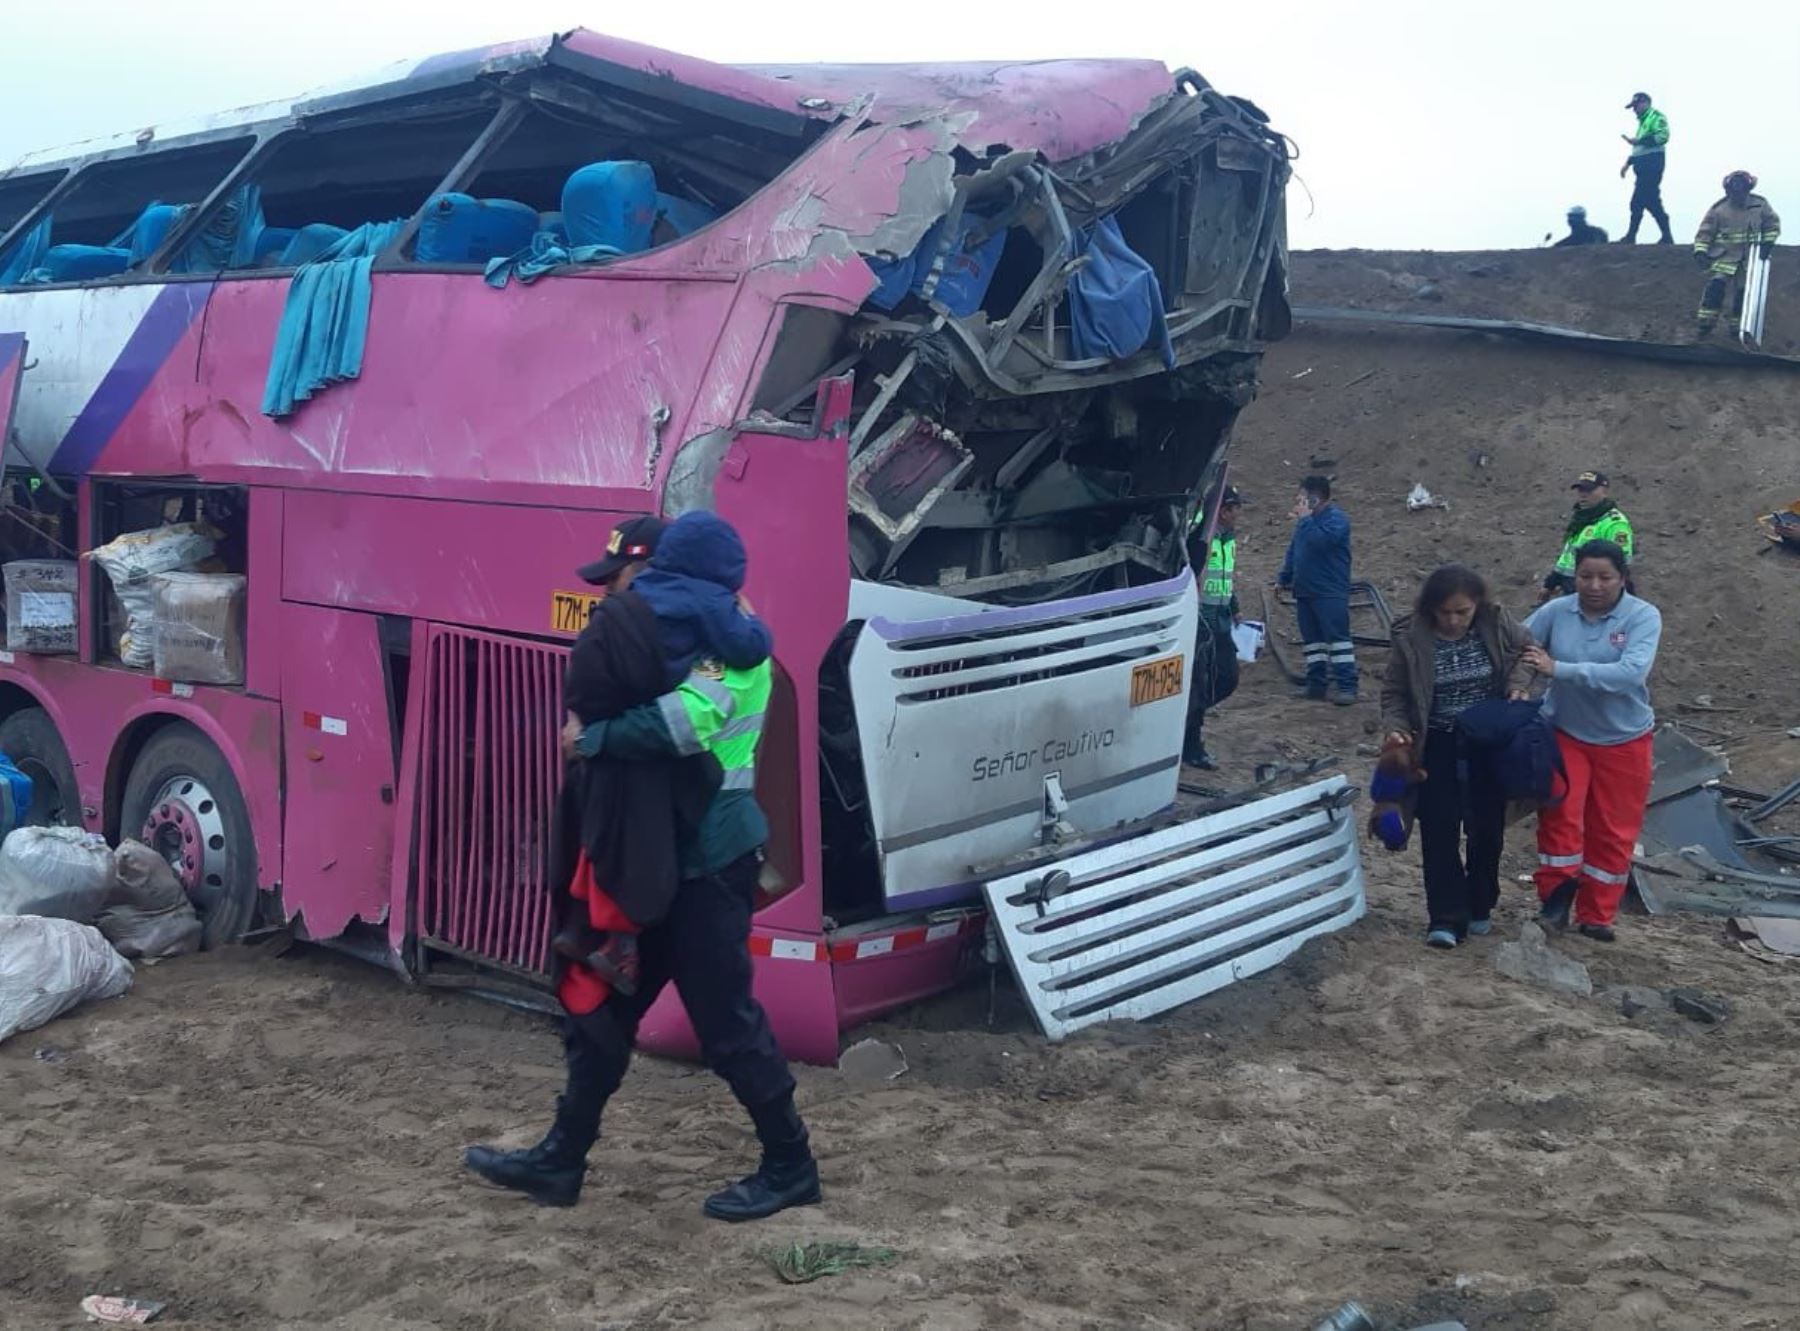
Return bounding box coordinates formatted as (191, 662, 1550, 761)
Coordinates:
(865, 569, 1191, 643)
(50, 283, 212, 475)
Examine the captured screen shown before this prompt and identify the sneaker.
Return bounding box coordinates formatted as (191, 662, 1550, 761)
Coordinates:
(1331, 689, 1360, 708)
(1466, 918, 1492, 937)
(1577, 923, 1616, 943)
(1539, 879, 1577, 929)
(1424, 928, 1458, 950)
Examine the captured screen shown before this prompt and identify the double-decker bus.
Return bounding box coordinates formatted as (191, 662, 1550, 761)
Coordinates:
(0, 30, 1292, 1061)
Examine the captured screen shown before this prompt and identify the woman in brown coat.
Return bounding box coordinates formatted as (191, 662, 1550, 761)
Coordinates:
(1381, 565, 1536, 948)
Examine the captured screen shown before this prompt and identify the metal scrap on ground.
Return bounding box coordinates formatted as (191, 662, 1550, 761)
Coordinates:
(983, 775, 1366, 1040)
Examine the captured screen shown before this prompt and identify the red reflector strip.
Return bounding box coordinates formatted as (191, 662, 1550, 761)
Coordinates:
(827, 914, 982, 963)
(748, 934, 820, 963)
(151, 679, 195, 698)
(302, 712, 348, 736)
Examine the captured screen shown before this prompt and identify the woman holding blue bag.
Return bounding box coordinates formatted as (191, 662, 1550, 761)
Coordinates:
(1521, 540, 1662, 943)
(1379, 565, 1537, 949)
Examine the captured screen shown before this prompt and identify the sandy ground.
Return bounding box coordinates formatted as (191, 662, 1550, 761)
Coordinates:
(5, 250, 1800, 1330)
(4, 674, 1799, 1331)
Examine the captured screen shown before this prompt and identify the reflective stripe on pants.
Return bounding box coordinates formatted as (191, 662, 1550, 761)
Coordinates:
(1534, 728, 1655, 926)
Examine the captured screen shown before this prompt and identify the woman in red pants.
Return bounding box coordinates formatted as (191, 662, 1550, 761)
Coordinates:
(1522, 540, 1662, 942)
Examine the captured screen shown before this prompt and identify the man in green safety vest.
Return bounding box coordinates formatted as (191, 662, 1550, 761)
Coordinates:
(1618, 91, 1673, 245)
(1543, 470, 1635, 601)
(1182, 484, 1242, 770)
(466, 514, 818, 1224)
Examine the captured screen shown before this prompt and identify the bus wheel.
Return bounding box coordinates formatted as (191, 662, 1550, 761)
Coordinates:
(0, 707, 80, 827)
(121, 723, 258, 949)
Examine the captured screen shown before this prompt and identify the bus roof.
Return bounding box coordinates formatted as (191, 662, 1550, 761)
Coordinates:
(5, 29, 1175, 177)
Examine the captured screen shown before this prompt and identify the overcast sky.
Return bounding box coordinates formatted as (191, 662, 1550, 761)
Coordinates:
(4, 1, 1795, 251)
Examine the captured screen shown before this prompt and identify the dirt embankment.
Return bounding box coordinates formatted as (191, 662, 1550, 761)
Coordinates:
(1291, 245, 1800, 353)
(2, 248, 1799, 1331)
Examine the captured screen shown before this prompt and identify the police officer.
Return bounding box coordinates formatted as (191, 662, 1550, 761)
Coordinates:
(1543, 470, 1634, 601)
(1183, 484, 1242, 770)
(465, 516, 818, 1223)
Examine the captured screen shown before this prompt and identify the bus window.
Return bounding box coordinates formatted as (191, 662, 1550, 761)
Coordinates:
(0, 171, 66, 283)
(429, 87, 805, 265)
(233, 104, 497, 270)
(14, 139, 254, 285)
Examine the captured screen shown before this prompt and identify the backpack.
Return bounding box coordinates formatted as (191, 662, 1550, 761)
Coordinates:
(1455, 698, 1563, 805)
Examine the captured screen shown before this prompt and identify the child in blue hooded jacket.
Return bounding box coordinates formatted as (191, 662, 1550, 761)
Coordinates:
(551, 510, 773, 991)
(628, 510, 772, 683)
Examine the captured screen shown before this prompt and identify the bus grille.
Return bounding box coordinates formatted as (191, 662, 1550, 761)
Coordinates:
(413, 625, 566, 978)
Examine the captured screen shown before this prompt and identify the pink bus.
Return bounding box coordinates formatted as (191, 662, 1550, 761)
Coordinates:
(0, 30, 1291, 1063)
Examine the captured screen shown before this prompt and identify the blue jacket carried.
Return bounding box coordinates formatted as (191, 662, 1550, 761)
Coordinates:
(1278, 502, 1353, 600)
(629, 511, 773, 684)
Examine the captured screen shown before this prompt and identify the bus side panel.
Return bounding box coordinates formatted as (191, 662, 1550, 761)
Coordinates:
(279, 489, 621, 643)
(278, 603, 398, 940)
(0, 655, 281, 888)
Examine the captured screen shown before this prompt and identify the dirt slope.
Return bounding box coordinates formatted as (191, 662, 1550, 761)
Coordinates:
(1233, 249, 1800, 744)
(3, 250, 1799, 1331)
(1291, 245, 1800, 353)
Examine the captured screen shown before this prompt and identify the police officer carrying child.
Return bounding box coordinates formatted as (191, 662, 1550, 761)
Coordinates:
(465, 514, 819, 1223)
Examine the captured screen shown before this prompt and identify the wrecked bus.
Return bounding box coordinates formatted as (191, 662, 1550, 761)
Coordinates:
(0, 30, 1293, 1062)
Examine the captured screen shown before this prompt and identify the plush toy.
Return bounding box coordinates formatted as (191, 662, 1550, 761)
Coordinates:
(1367, 736, 1426, 851)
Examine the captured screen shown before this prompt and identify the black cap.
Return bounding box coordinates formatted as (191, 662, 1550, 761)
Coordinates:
(578, 515, 665, 585)
(1625, 91, 1650, 108)
(1571, 470, 1609, 490)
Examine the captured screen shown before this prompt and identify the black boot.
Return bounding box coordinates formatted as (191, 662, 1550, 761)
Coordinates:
(465, 1116, 589, 1207)
(703, 1094, 822, 1223)
(1539, 878, 1577, 930)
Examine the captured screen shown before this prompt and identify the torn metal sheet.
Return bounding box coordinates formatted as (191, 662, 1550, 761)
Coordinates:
(1292, 307, 1800, 372)
(1260, 581, 1394, 684)
(983, 775, 1365, 1041)
(1648, 726, 1730, 806)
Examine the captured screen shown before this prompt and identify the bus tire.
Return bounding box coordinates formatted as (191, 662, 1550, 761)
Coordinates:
(0, 707, 80, 827)
(121, 723, 258, 949)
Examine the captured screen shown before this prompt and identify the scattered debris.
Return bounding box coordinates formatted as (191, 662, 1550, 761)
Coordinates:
(1406, 483, 1449, 511)
(1786, 727, 1800, 740)
(1614, 985, 1665, 1019)
(838, 1038, 909, 1089)
(1492, 922, 1592, 997)
(1667, 988, 1732, 1025)
(33, 1044, 67, 1064)
(1415, 282, 1444, 302)
(1682, 694, 1744, 713)
(1291, 367, 1315, 380)
(1756, 500, 1800, 551)
(1341, 368, 1380, 389)
(1312, 1302, 1375, 1331)
(79, 1295, 166, 1324)
(764, 1241, 897, 1285)
(1732, 917, 1800, 962)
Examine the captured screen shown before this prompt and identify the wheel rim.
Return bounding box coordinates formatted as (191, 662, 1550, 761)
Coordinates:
(15, 756, 65, 825)
(141, 774, 231, 916)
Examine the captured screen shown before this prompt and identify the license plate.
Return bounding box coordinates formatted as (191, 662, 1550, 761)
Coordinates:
(550, 590, 601, 634)
(1129, 653, 1184, 707)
